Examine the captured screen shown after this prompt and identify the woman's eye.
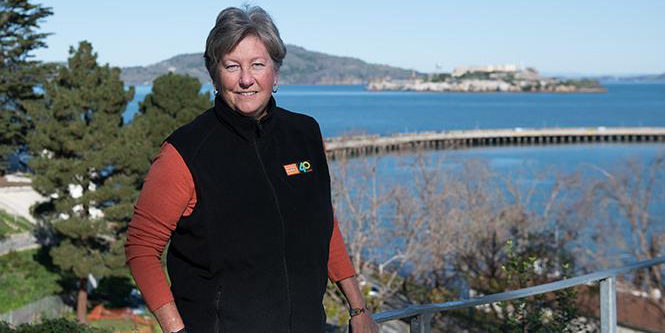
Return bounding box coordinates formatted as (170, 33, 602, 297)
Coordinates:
(252, 63, 265, 69)
(225, 65, 239, 71)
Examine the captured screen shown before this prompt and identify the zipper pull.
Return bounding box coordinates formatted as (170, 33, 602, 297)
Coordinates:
(256, 121, 263, 138)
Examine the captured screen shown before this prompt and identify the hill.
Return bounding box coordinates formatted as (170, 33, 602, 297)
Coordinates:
(617, 72, 665, 82)
(589, 73, 665, 82)
(120, 44, 420, 85)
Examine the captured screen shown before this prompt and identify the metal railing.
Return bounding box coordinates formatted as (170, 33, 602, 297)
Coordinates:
(372, 256, 665, 333)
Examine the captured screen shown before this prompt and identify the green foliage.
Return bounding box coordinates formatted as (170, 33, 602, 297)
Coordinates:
(25, 40, 134, 282)
(0, 249, 61, 313)
(0, 318, 110, 332)
(503, 73, 516, 84)
(458, 71, 491, 80)
(496, 240, 583, 333)
(429, 73, 452, 82)
(135, 72, 211, 151)
(89, 276, 134, 308)
(0, 0, 53, 174)
(443, 227, 584, 331)
(324, 281, 350, 325)
(0, 208, 33, 238)
(88, 318, 148, 332)
(520, 82, 542, 91)
(561, 79, 602, 89)
(106, 73, 211, 227)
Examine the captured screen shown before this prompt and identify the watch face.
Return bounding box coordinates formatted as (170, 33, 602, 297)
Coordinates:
(350, 307, 365, 317)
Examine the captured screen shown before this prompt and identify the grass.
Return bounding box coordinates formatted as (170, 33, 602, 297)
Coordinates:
(0, 248, 62, 313)
(89, 318, 138, 332)
(89, 317, 162, 333)
(0, 209, 33, 238)
(0, 244, 161, 332)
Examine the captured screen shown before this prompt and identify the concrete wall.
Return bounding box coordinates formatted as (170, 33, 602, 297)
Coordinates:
(0, 295, 71, 325)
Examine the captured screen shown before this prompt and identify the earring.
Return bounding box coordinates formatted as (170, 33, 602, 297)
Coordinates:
(272, 83, 278, 93)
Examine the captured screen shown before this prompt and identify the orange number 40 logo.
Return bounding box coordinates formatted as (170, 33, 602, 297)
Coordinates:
(298, 161, 312, 173)
(284, 161, 313, 176)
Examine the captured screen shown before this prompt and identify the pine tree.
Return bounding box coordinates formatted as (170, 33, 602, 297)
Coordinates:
(134, 72, 211, 153)
(106, 73, 211, 227)
(0, 0, 53, 174)
(24, 41, 134, 322)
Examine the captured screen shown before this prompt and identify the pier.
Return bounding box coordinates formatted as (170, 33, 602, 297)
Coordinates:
(324, 127, 665, 160)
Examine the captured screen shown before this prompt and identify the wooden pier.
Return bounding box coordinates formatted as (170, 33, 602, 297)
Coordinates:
(324, 127, 665, 160)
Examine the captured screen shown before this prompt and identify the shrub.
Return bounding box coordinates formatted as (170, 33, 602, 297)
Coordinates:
(0, 250, 61, 313)
(496, 240, 583, 333)
(0, 318, 110, 333)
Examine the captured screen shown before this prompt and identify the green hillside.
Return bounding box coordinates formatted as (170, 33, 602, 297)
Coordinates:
(120, 44, 420, 85)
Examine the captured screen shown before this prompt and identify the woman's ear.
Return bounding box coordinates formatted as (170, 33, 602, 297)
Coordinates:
(272, 72, 280, 93)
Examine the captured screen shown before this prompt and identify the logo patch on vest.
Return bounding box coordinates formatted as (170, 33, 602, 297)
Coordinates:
(284, 161, 312, 176)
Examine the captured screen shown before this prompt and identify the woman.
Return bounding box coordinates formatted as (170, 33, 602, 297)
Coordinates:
(125, 6, 379, 333)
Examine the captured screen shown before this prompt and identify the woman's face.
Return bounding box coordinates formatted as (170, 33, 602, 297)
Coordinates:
(218, 34, 277, 119)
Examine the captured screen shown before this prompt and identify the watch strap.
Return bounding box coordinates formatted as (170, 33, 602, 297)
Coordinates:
(349, 307, 366, 317)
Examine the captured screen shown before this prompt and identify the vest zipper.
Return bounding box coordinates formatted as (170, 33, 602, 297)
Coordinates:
(253, 136, 292, 332)
(214, 289, 222, 333)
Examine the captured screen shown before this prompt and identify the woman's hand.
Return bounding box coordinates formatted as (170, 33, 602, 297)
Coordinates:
(349, 310, 379, 333)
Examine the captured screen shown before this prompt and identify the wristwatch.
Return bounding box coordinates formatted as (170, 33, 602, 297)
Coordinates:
(349, 306, 366, 317)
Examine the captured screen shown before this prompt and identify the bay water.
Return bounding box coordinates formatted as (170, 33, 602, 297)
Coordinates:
(127, 83, 665, 136)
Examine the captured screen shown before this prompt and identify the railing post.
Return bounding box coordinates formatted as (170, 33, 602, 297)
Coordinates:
(600, 276, 617, 333)
(409, 313, 432, 333)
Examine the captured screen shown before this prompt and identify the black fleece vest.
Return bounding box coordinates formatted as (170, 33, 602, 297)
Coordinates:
(165, 96, 334, 333)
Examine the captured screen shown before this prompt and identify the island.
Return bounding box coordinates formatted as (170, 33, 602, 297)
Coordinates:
(367, 65, 605, 92)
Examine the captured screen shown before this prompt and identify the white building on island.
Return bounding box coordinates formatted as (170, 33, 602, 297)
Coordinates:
(453, 64, 520, 77)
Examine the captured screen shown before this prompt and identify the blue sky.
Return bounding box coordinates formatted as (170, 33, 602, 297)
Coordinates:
(33, 0, 665, 75)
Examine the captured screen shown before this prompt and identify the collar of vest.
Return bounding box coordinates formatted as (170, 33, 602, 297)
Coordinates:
(213, 94, 277, 143)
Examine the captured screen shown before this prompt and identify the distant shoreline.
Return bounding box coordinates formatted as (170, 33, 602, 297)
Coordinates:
(367, 77, 606, 93)
(367, 80, 606, 93)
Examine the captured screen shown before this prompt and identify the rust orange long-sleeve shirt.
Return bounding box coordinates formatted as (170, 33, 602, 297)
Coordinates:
(125, 142, 355, 311)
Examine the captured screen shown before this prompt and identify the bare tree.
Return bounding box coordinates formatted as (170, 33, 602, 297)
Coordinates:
(586, 153, 665, 315)
(326, 148, 664, 329)
(330, 153, 434, 308)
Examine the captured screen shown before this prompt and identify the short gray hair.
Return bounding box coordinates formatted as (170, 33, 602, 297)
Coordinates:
(204, 6, 287, 88)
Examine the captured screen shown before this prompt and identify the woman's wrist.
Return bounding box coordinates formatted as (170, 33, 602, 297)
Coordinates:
(153, 301, 185, 333)
(349, 305, 367, 318)
(336, 276, 365, 308)
(349, 307, 374, 325)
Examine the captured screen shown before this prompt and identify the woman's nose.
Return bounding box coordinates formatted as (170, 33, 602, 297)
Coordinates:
(239, 69, 254, 88)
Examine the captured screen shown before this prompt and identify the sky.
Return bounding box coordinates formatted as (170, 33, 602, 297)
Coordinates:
(32, 0, 665, 75)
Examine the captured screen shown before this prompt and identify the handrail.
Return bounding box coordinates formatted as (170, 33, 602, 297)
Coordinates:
(372, 256, 665, 333)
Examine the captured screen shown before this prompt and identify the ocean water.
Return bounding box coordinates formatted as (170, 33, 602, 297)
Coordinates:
(125, 83, 665, 137)
(277, 83, 665, 137)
